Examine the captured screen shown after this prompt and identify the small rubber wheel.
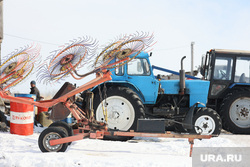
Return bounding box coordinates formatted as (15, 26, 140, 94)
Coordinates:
(189, 108, 222, 135)
(49, 121, 73, 145)
(38, 127, 68, 152)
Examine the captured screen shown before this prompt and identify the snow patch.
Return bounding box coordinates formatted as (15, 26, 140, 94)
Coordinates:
(0, 127, 250, 167)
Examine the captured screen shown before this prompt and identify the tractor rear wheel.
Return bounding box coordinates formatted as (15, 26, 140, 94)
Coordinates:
(189, 108, 222, 135)
(93, 86, 145, 140)
(220, 90, 250, 134)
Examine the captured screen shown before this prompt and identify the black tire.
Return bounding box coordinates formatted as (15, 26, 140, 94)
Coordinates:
(49, 121, 73, 145)
(220, 89, 250, 134)
(0, 110, 8, 131)
(189, 108, 222, 135)
(0, 110, 7, 126)
(38, 127, 68, 152)
(93, 86, 145, 141)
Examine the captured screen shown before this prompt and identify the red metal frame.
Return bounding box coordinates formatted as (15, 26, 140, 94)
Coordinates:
(0, 70, 112, 108)
(50, 129, 211, 157)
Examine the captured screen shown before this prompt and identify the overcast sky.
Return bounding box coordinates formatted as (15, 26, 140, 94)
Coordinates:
(2, 0, 250, 96)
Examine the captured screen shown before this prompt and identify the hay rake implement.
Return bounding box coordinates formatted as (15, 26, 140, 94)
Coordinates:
(0, 33, 212, 157)
(0, 69, 211, 156)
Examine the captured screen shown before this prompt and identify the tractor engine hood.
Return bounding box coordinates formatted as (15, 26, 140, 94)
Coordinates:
(160, 79, 210, 107)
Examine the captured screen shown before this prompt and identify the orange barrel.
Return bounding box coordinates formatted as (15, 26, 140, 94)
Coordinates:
(10, 97, 34, 135)
(37, 107, 48, 115)
(36, 107, 48, 121)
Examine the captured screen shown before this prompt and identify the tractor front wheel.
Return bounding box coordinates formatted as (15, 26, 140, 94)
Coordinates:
(189, 108, 222, 135)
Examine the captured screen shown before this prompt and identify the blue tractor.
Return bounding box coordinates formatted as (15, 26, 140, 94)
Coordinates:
(85, 51, 222, 135)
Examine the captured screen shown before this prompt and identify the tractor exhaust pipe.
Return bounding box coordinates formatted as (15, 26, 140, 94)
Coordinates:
(179, 56, 186, 95)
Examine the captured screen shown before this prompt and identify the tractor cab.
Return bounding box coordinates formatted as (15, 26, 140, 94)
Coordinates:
(110, 51, 159, 104)
(200, 49, 250, 108)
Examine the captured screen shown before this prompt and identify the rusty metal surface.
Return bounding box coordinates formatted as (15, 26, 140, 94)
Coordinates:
(0, 71, 112, 109)
(49, 129, 211, 157)
(50, 133, 90, 146)
(112, 131, 212, 139)
(50, 82, 75, 121)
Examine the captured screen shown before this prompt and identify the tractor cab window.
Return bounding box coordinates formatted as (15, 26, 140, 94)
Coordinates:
(201, 52, 212, 80)
(213, 57, 233, 80)
(234, 57, 250, 83)
(127, 58, 151, 75)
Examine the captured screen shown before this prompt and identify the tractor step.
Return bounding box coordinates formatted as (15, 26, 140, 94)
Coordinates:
(137, 119, 165, 133)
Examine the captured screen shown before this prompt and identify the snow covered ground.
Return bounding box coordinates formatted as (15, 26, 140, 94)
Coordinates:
(0, 127, 250, 167)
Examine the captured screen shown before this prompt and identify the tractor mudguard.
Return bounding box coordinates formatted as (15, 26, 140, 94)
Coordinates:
(182, 102, 204, 130)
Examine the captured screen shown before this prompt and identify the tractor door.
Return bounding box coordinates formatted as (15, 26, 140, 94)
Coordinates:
(126, 58, 159, 104)
(208, 54, 234, 98)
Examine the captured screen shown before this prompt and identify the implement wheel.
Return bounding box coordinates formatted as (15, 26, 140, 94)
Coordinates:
(38, 127, 68, 152)
(49, 121, 73, 145)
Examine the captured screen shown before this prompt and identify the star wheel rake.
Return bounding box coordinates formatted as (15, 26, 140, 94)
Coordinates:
(0, 44, 41, 90)
(94, 32, 155, 70)
(37, 37, 98, 84)
(38, 32, 155, 84)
